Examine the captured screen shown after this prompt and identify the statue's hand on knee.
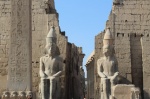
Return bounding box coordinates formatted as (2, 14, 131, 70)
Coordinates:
(112, 72, 119, 80)
(49, 76, 56, 81)
(40, 72, 47, 79)
(110, 72, 119, 86)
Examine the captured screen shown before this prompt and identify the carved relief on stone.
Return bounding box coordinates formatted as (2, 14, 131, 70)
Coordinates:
(2, 91, 33, 99)
(2, 91, 10, 99)
(131, 88, 141, 99)
(1, 0, 33, 98)
(112, 85, 141, 99)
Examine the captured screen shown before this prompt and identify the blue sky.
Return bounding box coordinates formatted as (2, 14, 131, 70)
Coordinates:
(55, 0, 113, 73)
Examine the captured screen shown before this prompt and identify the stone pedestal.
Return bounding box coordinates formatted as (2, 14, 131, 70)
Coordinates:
(113, 84, 141, 99)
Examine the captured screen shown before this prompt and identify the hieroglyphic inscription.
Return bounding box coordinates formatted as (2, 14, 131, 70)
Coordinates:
(7, 0, 31, 91)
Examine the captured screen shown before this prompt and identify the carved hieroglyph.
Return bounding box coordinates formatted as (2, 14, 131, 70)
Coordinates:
(7, 0, 32, 91)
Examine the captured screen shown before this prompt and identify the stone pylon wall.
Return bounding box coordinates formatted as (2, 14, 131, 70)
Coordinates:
(112, 0, 150, 98)
(94, 32, 104, 99)
(0, 0, 68, 97)
(0, 1, 85, 99)
(94, 0, 150, 98)
(115, 33, 132, 84)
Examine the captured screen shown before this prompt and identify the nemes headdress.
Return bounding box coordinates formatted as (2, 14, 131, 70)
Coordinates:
(103, 28, 114, 46)
(46, 26, 56, 44)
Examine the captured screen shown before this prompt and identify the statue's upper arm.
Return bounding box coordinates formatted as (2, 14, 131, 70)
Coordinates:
(59, 61, 63, 71)
(114, 58, 118, 71)
(40, 57, 44, 70)
(97, 59, 103, 72)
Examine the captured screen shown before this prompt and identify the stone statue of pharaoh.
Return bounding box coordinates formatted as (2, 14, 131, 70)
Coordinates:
(39, 27, 63, 99)
(97, 28, 119, 99)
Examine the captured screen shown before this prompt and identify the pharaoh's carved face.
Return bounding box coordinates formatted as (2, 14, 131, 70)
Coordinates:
(103, 45, 113, 57)
(45, 43, 56, 56)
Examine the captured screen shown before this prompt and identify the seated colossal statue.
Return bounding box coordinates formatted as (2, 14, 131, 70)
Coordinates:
(39, 26, 63, 99)
(97, 28, 119, 99)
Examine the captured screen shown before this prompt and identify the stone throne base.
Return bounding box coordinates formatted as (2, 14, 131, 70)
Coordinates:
(112, 84, 141, 99)
(39, 79, 61, 99)
(1, 91, 33, 99)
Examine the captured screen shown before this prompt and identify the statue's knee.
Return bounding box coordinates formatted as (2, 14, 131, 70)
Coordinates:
(103, 86, 107, 92)
(50, 79, 55, 84)
(41, 79, 45, 84)
(110, 79, 116, 86)
(110, 79, 114, 83)
(103, 78, 109, 84)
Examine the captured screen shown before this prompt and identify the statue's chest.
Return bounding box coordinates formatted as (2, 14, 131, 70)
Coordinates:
(43, 58, 58, 70)
(103, 60, 115, 70)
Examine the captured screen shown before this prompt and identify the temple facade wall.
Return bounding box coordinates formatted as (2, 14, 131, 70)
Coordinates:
(87, 0, 150, 99)
(0, 0, 85, 99)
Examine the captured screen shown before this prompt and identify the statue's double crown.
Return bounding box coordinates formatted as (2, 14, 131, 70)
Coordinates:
(46, 26, 57, 44)
(103, 28, 114, 46)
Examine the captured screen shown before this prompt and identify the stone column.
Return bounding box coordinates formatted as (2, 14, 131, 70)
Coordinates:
(2, 0, 32, 98)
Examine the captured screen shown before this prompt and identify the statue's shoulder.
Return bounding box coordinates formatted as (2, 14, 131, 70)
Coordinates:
(112, 56, 117, 62)
(55, 55, 63, 62)
(40, 56, 44, 60)
(40, 55, 48, 61)
(97, 57, 105, 63)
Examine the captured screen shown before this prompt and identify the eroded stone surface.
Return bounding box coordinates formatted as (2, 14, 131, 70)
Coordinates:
(113, 84, 141, 99)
